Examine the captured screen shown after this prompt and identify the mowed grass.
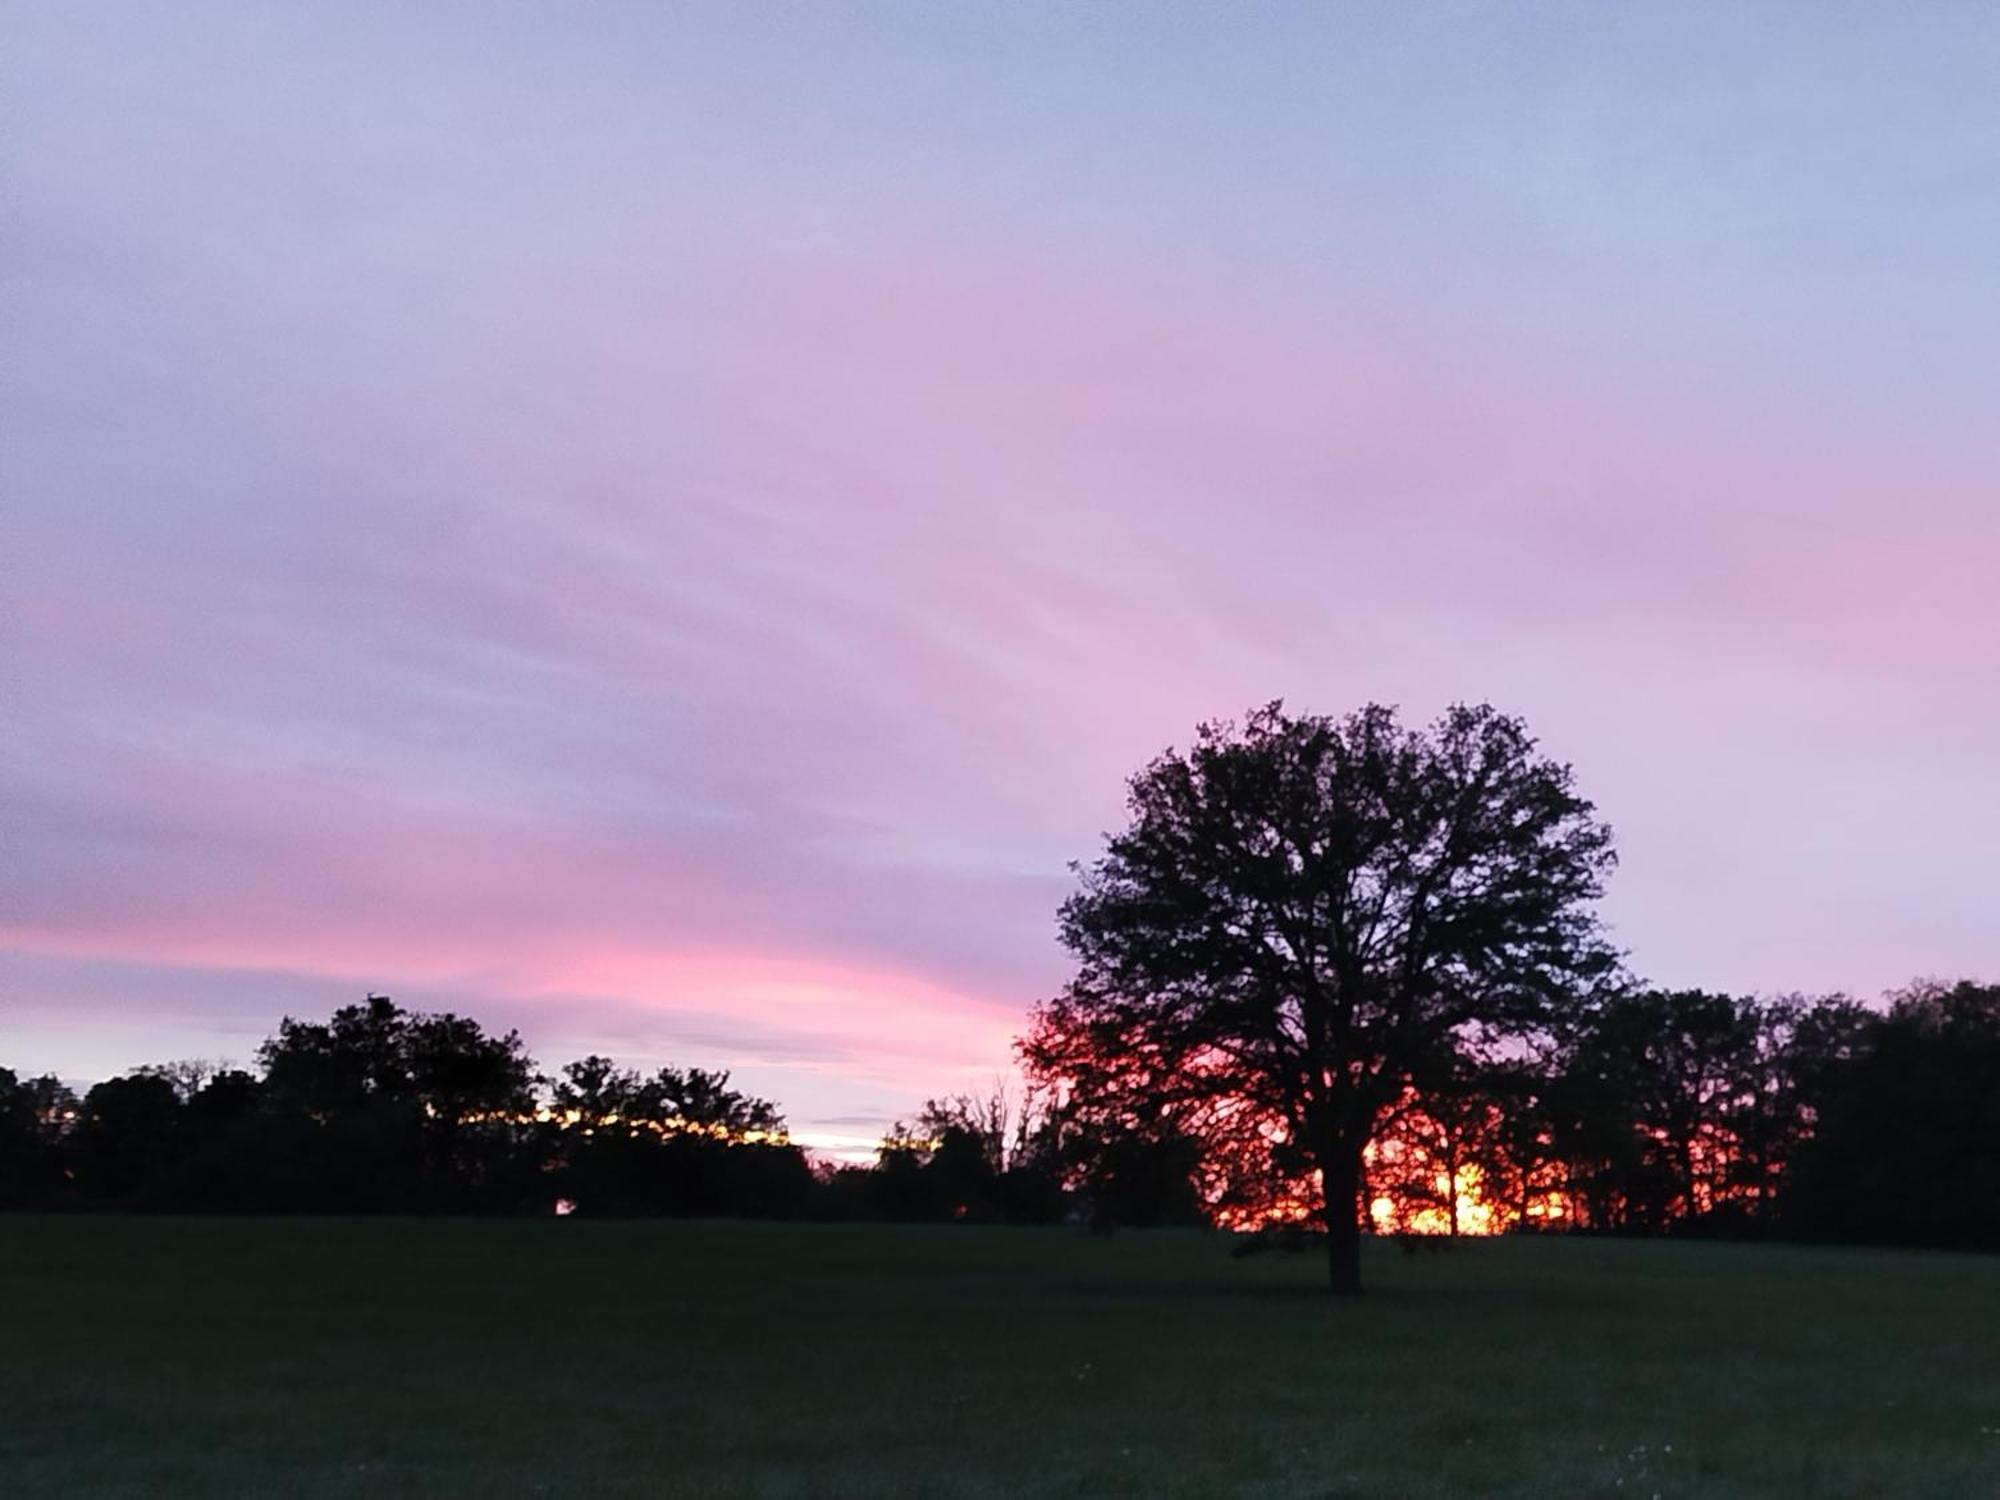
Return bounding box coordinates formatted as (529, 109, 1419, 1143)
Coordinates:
(2, 1218, 1996, 1498)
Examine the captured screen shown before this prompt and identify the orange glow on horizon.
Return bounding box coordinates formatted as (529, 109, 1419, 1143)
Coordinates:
(1212, 1134, 1574, 1238)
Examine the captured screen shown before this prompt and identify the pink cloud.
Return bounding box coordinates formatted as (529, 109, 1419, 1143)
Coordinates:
(10, 118, 1995, 1115)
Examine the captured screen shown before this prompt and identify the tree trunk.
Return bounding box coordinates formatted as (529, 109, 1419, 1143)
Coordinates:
(1447, 1143, 1461, 1239)
(1322, 1145, 1364, 1295)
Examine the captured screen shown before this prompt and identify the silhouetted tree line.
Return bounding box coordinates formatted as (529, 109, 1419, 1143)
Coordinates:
(817, 1089, 1202, 1228)
(0, 995, 817, 1218)
(1367, 980, 1999, 1247)
(5, 980, 1994, 1248)
(0, 994, 1106, 1224)
(1016, 977, 2000, 1251)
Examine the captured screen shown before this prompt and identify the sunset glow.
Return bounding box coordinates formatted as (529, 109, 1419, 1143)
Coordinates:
(1368, 1168, 1511, 1240)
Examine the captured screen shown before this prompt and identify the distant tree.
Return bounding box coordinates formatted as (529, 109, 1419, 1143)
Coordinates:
(403, 1012, 537, 1129)
(144, 1069, 272, 1211)
(1786, 980, 2000, 1248)
(643, 1066, 785, 1141)
(259, 995, 534, 1123)
(868, 1122, 951, 1220)
(903, 1102, 1003, 1220)
(1474, 1059, 1573, 1232)
(131, 1058, 226, 1104)
(550, 1055, 645, 1127)
(183, 1069, 264, 1130)
(940, 1087, 1072, 1224)
(1554, 990, 1762, 1232)
(913, 1093, 1011, 1176)
(0, 1068, 78, 1207)
(74, 1073, 184, 1202)
(546, 1054, 805, 1217)
(1025, 703, 1617, 1292)
(1544, 990, 1873, 1237)
(1730, 995, 1869, 1223)
(863, 1088, 1071, 1225)
(257, 995, 538, 1210)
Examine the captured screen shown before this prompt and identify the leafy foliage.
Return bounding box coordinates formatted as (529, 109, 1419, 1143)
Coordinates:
(1786, 981, 2000, 1248)
(1026, 701, 1618, 1288)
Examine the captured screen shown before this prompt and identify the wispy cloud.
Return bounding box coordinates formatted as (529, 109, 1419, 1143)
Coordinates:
(7, 3, 1996, 1112)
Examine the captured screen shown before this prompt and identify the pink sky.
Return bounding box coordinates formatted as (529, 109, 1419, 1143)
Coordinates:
(6, 4, 1996, 1140)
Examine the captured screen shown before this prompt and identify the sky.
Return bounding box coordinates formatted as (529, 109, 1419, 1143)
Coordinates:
(6, 2, 1997, 1151)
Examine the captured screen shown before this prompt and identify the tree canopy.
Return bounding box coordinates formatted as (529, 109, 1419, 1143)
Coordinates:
(1025, 701, 1619, 1291)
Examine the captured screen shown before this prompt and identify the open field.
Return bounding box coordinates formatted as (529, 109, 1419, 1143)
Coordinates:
(2, 1218, 1996, 1498)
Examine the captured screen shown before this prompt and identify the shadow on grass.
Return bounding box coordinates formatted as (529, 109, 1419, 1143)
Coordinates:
(1055, 1274, 1630, 1315)
(1060, 1277, 1382, 1304)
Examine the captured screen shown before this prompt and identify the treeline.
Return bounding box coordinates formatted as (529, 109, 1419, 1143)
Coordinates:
(0, 994, 1080, 1223)
(1036, 977, 2000, 1251)
(4, 982, 1997, 1249)
(1004, 978, 2000, 1251)
(1345, 980, 2000, 1248)
(1, 997, 818, 1218)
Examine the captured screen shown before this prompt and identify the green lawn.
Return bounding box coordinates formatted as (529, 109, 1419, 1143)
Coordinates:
(1, 1218, 1995, 1498)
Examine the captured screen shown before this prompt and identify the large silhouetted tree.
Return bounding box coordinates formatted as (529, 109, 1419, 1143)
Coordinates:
(1026, 702, 1617, 1292)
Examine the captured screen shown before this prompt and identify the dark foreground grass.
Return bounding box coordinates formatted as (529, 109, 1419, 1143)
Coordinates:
(2, 1218, 1996, 1498)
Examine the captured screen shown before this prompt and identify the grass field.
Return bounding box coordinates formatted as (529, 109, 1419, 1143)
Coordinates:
(2, 1218, 1996, 1498)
